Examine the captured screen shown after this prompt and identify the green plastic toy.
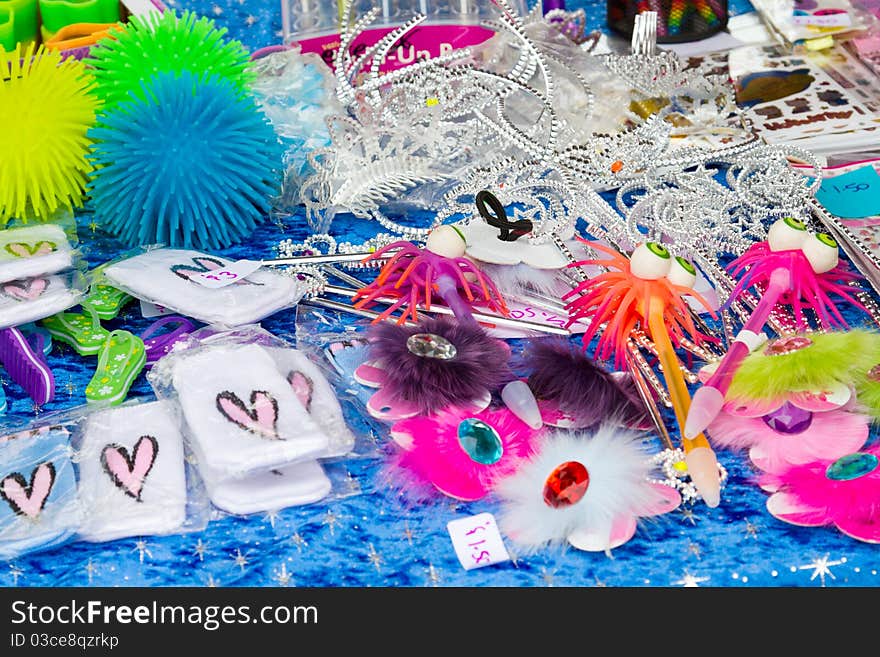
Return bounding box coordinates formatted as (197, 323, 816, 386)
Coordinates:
(41, 311, 109, 356)
(38, 0, 119, 41)
(85, 329, 146, 405)
(83, 283, 133, 320)
(0, 0, 38, 49)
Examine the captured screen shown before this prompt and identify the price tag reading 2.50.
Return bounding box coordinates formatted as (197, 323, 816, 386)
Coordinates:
(507, 306, 568, 329)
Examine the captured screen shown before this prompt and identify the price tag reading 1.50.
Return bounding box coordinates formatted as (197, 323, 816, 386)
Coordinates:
(193, 259, 262, 289)
(815, 165, 880, 219)
(447, 513, 510, 571)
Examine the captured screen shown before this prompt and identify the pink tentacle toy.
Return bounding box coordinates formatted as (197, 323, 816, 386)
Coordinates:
(353, 226, 509, 325)
(685, 217, 867, 440)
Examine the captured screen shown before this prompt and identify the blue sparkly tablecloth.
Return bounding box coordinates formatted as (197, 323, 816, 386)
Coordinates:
(9, 0, 880, 589)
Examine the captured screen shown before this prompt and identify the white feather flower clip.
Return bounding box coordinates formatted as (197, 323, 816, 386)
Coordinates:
(494, 425, 681, 553)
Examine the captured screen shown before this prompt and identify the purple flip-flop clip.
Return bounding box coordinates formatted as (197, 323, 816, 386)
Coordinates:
(139, 316, 196, 367)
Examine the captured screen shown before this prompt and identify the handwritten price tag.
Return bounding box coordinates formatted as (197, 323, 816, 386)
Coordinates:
(486, 301, 589, 339)
(792, 12, 852, 28)
(193, 259, 262, 289)
(447, 513, 510, 571)
(815, 165, 880, 219)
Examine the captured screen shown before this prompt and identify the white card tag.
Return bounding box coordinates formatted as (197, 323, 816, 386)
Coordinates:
(447, 513, 510, 571)
(792, 13, 851, 28)
(140, 299, 174, 318)
(192, 259, 262, 289)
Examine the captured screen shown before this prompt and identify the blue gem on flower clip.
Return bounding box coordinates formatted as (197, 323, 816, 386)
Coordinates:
(457, 418, 504, 465)
(825, 453, 879, 481)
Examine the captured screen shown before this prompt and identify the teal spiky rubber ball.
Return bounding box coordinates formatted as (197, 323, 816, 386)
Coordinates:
(86, 9, 254, 112)
(88, 70, 283, 250)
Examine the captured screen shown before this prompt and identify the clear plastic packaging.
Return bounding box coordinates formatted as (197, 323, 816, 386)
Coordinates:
(95, 246, 307, 328)
(189, 322, 383, 460)
(147, 324, 366, 516)
(282, 0, 527, 70)
(750, 0, 877, 45)
(292, 304, 395, 441)
(251, 47, 345, 211)
(70, 398, 210, 543)
(0, 267, 87, 329)
(0, 425, 81, 561)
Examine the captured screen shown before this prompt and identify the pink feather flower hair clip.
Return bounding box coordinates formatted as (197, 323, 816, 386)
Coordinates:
(759, 445, 880, 544)
(386, 406, 542, 502)
(494, 425, 681, 553)
(708, 407, 869, 475)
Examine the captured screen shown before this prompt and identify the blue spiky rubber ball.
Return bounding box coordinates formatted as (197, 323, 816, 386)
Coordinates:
(88, 70, 283, 250)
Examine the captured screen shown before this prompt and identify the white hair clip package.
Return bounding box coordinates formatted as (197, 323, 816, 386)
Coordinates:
(0, 426, 82, 561)
(0, 268, 87, 330)
(97, 246, 306, 328)
(0, 223, 79, 284)
(147, 325, 365, 516)
(262, 346, 356, 459)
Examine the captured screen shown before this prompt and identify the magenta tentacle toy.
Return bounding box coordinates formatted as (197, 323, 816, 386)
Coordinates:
(353, 226, 509, 325)
(727, 243, 864, 330)
(685, 217, 867, 440)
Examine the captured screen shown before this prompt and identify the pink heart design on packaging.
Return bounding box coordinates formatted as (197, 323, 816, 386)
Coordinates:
(0, 462, 56, 517)
(3, 277, 48, 301)
(288, 371, 314, 412)
(216, 390, 280, 439)
(100, 435, 159, 501)
(5, 241, 56, 258)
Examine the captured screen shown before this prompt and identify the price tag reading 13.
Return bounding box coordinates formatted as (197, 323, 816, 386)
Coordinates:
(194, 259, 263, 289)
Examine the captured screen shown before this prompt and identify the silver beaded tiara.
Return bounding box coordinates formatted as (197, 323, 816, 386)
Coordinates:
(299, 2, 823, 262)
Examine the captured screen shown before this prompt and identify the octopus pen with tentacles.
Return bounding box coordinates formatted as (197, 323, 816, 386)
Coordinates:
(565, 240, 723, 507)
(685, 217, 867, 440)
(352, 225, 509, 326)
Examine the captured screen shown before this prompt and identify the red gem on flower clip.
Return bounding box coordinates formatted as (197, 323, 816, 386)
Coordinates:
(868, 364, 880, 382)
(610, 160, 624, 173)
(764, 336, 813, 356)
(543, 461, 590, 508)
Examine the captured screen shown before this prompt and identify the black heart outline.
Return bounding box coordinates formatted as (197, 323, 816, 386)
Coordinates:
(216, 390, 280, 439)
(170, 257, 262, 287)
(100, 435, 159, 502)
(0, 462, 57, 517)
(2, 277, 48, 301)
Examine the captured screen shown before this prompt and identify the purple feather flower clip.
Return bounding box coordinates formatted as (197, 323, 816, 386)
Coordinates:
(520, 338, 650, 430)
(357, 316, 513, 416)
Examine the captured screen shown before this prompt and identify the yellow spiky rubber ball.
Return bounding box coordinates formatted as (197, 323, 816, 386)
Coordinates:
(0, 44, 99, 224)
